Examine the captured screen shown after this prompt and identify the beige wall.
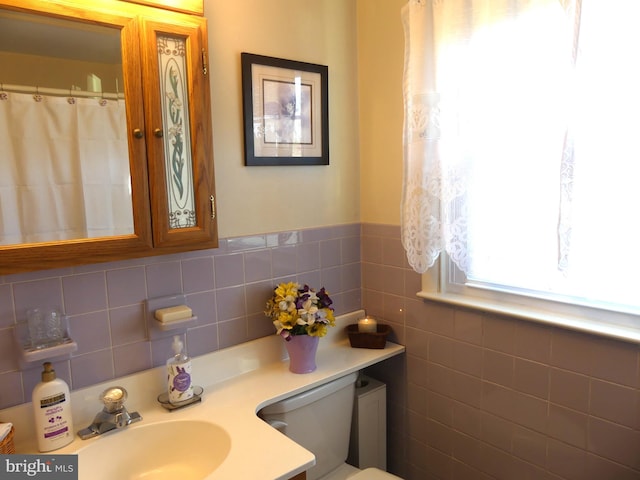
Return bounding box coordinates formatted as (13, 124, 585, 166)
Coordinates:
(357, 0, 406, 226)
(3, 0, 406, 236)
(205, 0, 361, 238)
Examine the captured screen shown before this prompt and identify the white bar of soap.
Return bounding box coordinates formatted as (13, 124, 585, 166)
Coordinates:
(155, 305, 193, 323)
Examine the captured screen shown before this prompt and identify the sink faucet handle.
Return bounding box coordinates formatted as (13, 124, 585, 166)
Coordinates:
(100, 386, 128, 413)
(77, 385, 142, 440)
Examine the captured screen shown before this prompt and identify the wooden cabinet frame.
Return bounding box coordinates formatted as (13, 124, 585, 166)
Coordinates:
(0, 0, 217, 274)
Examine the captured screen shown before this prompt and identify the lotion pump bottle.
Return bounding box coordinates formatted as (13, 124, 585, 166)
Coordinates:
(32, 362, 74, 452)
(167, 335, 193, 404)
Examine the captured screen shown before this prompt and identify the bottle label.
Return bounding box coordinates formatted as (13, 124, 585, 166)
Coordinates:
(168, 362, 193, 403)
(39, 392, 66, 408)
(173, 370, 191, 392)
(39, 394, 71, 441)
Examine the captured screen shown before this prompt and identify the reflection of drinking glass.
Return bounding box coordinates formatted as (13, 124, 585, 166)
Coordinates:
(27, 308, 64, 349)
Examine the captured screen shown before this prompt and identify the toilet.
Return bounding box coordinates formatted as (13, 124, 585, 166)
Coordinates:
(258, 372, 402, 480)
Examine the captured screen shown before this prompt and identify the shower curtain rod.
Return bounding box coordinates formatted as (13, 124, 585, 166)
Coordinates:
(1, 83, 125, 100)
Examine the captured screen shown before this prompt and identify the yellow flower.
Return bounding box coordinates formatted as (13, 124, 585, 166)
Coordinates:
(277, 311, 298, 328)
(307, 323, 327, 337)
(325, 309, 335, 326)
(274, 282, 299, 302)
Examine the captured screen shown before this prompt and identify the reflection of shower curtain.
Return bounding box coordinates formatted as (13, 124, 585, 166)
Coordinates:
(0, 91, 132, 245)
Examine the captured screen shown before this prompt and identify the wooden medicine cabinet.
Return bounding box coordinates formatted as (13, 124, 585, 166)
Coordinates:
(0, 0, 217, 274)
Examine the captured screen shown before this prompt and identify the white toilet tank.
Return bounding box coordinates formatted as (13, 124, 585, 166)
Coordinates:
(259, 372, 358, 480)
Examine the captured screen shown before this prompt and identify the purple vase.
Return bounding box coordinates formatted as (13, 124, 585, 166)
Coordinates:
(284, 335, 319, 374)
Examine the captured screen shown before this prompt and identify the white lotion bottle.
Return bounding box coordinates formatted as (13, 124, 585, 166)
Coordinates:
(32, 362, 74, 452)
(167, 335, 194, 404)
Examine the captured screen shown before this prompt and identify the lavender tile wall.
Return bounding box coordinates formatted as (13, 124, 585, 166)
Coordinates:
(4, 220, 639, 480)
(0, 224, 361, 409)
(361, 223, 640, 480)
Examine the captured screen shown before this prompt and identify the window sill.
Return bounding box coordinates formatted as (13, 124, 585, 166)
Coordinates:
(417, 290, 640, 345)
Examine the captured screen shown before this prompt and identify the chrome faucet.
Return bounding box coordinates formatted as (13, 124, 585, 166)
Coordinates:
(78, 386, 142, 440)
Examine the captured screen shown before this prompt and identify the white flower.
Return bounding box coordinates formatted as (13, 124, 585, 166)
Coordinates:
(298, 298, 319, 325)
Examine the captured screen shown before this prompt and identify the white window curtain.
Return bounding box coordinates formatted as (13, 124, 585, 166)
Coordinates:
(0, 91, 132, 245)
(401, 0, 582, 275)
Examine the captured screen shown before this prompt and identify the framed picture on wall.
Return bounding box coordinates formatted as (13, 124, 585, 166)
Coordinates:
(241, 53, 329, 166)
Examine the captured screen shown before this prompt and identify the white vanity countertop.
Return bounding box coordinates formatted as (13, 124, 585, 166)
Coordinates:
(5, 310, 405, 480)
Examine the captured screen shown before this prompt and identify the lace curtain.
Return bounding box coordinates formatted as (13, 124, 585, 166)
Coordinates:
(0, 91, 132, 244)
(401, 0, 581, 274)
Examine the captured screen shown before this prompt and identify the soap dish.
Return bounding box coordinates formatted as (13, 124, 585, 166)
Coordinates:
(146, 294, 197, 339)
(157, 386, 204, 411)
(155, 316, 198, 331)
(13, 321, 78, 365)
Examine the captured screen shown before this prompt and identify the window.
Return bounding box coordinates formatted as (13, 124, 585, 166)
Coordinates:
(402, 0, 640, 339)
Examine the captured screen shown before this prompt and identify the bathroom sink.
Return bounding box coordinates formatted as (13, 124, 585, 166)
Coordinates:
(76, 419, 231, 480)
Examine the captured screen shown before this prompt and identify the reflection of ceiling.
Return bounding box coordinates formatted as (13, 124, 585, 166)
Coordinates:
(0, 9, 122, 64)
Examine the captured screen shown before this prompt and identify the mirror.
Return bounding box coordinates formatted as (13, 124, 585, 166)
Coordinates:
(0, 8, 134, 245)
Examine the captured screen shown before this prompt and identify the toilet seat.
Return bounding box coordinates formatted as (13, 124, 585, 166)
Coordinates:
(348, 467, 402, 479)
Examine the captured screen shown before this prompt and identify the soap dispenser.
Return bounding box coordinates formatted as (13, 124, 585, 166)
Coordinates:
(167, 335, 194, 404)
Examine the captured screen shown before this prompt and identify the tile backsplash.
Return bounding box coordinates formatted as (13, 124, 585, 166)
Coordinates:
(5, 221, 638, 479)
(0, 223, 362, 409)
(360, 224, 640, 480)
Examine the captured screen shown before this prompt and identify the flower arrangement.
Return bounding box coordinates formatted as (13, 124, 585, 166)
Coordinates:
(265, 282, 335, 340)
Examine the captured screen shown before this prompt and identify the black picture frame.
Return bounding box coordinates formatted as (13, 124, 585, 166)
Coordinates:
(241, 53, 329, 166)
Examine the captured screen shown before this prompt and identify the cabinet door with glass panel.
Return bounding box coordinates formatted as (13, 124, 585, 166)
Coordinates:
(140, 16, 216, 249)
(0, 0, 217, 274)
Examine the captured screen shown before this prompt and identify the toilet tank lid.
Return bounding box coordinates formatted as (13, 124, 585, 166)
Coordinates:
(260, 372, 358, 414)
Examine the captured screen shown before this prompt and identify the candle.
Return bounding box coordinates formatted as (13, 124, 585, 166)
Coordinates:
(358, 317, 377, 333)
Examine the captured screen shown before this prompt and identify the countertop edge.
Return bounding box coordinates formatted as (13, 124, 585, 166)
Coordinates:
(2, 310, 406, 480)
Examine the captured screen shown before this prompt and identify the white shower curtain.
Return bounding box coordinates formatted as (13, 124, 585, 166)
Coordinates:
(0, 91, 133, 245)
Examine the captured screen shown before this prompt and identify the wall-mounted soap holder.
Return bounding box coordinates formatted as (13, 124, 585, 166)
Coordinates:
(155, 316, 196, 331)
(146, 294, 198, 340)
(14, 315, 77, 366)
